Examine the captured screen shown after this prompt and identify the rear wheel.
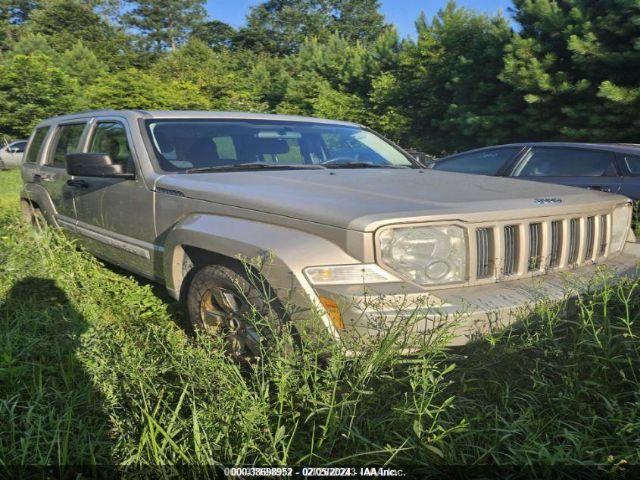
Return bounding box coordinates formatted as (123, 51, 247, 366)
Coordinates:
(186, 263, 287, 361)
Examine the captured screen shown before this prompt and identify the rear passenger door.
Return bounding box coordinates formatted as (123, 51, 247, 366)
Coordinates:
(510, 147, 622, 194)
(39, 122, 87, 229)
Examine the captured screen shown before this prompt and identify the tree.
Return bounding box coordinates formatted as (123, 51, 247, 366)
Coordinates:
(82, 68, 210, 110)
(60, 41, 108, 86)
(122, 0, 206, 51)
(236, 0, 388, 55)
(389, 1, 521, 154)
(191, 20, 236, 50)
(331, 0, 387, 43)
(26, 0, 136, 69)
(502, 0, 640, 142)
(0, 53, 79, 137)
(151, 39, 271, 111)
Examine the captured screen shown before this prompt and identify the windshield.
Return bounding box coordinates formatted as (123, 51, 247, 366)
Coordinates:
(144, 119, 416, 172)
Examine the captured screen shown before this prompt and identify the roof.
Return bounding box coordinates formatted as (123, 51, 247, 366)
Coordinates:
(36, 109, 360, 128)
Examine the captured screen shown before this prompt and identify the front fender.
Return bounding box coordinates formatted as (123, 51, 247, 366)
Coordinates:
(163, 214, 360, 340)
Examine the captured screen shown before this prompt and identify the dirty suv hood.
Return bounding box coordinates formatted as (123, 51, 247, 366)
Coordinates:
(156, 168, 626, 231)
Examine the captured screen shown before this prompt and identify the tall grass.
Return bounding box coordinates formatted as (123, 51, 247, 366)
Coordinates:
(1, 169, 640, 473)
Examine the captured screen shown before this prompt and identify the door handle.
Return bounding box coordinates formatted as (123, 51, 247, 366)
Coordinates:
(587, 185, 612, 193)
(67, 179, 89, 188)
(33, 173, 54, 182)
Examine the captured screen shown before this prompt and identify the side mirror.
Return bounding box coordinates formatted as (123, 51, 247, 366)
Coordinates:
(7, 147, 23, 154)
(66, 153, 135, 179)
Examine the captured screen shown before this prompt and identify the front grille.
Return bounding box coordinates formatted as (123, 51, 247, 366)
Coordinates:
(599, 215, 608, 256)
(528, 223, 542, 271)
(550, 220, 562, 267)
(472, 212, 611, 283)
(476, 228, 493, 278)
(585, 216, 595, 260)
(503, 225, 519, 275)
(568, 218, 581, 264)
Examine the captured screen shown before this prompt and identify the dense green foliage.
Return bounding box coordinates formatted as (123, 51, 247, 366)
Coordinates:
(2, 0, 639, 152)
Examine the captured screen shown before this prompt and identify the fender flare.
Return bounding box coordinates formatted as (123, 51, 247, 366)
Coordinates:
(163, 214, 360, 340)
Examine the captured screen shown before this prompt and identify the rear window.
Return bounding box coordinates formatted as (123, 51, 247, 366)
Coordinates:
(24, 127, 50, 164)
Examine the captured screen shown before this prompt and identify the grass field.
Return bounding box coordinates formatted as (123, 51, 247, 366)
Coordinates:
(1, 168, 640, 474)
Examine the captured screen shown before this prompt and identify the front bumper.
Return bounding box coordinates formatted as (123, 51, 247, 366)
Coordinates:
(313, 242, 640, 346)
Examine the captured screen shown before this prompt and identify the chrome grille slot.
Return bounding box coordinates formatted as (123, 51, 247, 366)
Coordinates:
(568, 218, 581, 264)
(528, 223, 542, 271)
(585, 216, 595, 261)
(599, 215, 608, 256)
(464, 209, 614, 284)
(476, 228, 493, 278)
(503, 225, 519, 275)
(550, 220, 562, 267)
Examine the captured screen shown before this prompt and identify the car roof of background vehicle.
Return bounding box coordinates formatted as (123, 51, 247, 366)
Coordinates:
(438, 141, 640, 160)
(34, 109, 361, 128)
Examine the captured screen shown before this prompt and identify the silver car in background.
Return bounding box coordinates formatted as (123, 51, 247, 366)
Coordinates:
(0, 139, 27, 169)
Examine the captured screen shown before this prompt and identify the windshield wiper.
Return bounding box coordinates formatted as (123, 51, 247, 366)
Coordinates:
(185, 162, 326, 173)
(321, 161, 404, 169)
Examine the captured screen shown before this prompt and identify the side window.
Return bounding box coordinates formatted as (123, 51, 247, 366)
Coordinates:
(513, 148, 616, 177)
(623, 155, 640, 175)
(11, 141, 27, 153)
(49, 123, 86, 167)
(434, 148, 519, 175)
(89, 122, 133, 169)
(24, 127, 50, 164)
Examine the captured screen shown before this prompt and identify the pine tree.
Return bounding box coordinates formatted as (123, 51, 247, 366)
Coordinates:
(391, 1, 521, 154)
(122, 0, 206, 51)
(502, 0, 640, 141)
(236, 0, 388, 55)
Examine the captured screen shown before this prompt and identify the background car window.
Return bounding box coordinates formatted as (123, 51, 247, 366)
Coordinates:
(89, 122, 133, 169)
(24, 127, 50, 164)
(513, 148, 616, 177)
(49, 124, 86, 167)
(623, 155, 640, 175)
(433, 148, 519, 175)
(10, 141, 27, 152)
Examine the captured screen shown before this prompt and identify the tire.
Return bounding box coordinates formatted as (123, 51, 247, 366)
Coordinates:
(186, 263, 291, 361)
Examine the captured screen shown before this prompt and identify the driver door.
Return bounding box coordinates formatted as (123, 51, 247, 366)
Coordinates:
(71, 119, 157, 278)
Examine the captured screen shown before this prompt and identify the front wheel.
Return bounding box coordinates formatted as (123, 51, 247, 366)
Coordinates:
(186, 263, 288, 361)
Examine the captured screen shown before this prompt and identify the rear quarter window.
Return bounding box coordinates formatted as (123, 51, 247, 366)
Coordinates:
(24, 127, 50, 164)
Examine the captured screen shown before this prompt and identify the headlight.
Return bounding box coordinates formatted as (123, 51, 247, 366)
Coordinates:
(378, 226, 467, 285)
(610, 203, 632, 254)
